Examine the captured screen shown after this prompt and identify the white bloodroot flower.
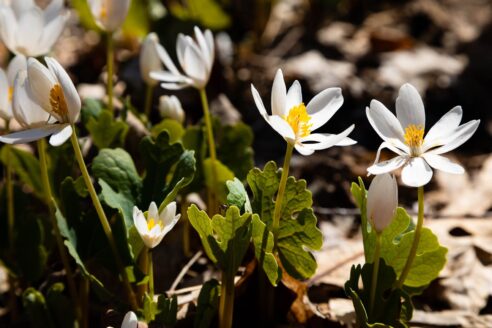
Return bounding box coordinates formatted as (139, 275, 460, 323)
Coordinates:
(107, 311, 138, 328)
(133, 201, 180, 249)
(159, 95, 185, 123)
(367, 173, 398, 234)
(366, 83, 480, 187)
(0, 57, 81, 146)
(0, 0, 68, 57)
(140, 33, 162, 86)
(88, 0, 131, 33)
(0, 55, 27, 120)
(251, 69, 356, 155)
(150, 26, 214, 90)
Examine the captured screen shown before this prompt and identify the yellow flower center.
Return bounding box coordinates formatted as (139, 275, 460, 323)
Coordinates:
(100, 0, 108, 19)
(147, 217, 163, 230)
(8, 87, 13, 102)
(283, 103, 312, 138)
(404, 124, 424, 154)
(49, 84, 69, 120)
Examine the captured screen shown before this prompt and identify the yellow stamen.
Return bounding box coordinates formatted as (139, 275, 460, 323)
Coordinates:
(8, 87, 13, 102)
(283, 103, 312, 138)
(404, 124, 424, 148)
(147, 218, 163, 230)
(49, 84, 69, 120)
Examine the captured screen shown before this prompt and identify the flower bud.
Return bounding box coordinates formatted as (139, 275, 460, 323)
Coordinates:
(140, 33, 162, 86)
(366, 173, 398, 233)
(88, 0, 131, 33)
(159, 95, 185, 124)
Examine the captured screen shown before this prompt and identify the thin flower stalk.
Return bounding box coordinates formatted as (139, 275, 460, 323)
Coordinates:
(272, 142, 294, 245)
(219, 260, 235, 328)
(369, 233, 382, 317)
(37, 138, 81, 324)
(143, 85, 153, 118)
(4, 120, 14, 252)
(397, 186, 424, 288)
(70, 128, 138, 310)
(107, 33, 114, 112)
(199, 88, 219, 214)
(148, 249, 154, 299)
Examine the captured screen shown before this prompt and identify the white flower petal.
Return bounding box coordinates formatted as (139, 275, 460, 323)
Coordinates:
(12, 0, 35, 17)
(12, 70, 50, 127)
(44, 0, 63, 21)
(38, 13, 67, 55)
(121, 311, 138, 328)
(27, 58, 57, 116)
(155, 43, 181, 76)
(367, 173, 398, 233)
(133, 207, 148, 235)
(159, 201, 177, 226)
(148, 201, 158, 220)
(423, 153, 464, 174)
(268, 115, 295, 142)
(45, 57, 81, 123)
(251, 84, 268, 117)
(0, 69, 11, 119)
(140, 33, 162, 86)
(182, 41, 207, 87)
(294, 143, 315, 156)
(150, 71, 188, 83)
(367, 155, 407, 175)
(422, 106, 462, 151)
(427, 120, 480, 155)
(371, 141, 407, 169)
(366, 101, 407, 150)
(0, 124, 60, 144)
(335, 137, 357, 146)
(285, 80, 302, 111)
(271, 69, 287, 116)
(161, 214, 180, 237)
(159, 82, 190, 90)
(48, 124, 72, 146)
(204, 29, 215, 67)
(395, 83, 425, 129)
(401, 157, 433, 187)
(306, 87, 343, 131)
(7, 55, 27, 85)
(0, 7, 17, 53)
(299, 124, 355, 151)
(194, 26, 212, 69)
(16, 8, 44, 56)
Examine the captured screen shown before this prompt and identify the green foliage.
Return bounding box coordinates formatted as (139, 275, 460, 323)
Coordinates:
(251, 214, 280, 285)
(151, 119, 185, 144)
(187, 205, 252, 272)
(81, 98, 103, 124)
(345, 260, 412, 327)
(140, 131, 196, 209)
(0, 146, 43, 199)
(195, 279, 220, 328)
(143, 293, 177, 324)
(86, 111, 129, 149)
(247, 161, 322, 280)
(226, 178, 252, 213)
(203, 158, 234, 204)
(92, 148, 142, 227)
(351, 179, 447, 288)
(168, 0, 231, 30)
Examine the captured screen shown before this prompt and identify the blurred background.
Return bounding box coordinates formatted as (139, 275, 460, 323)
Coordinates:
(2, 0, 492, 326)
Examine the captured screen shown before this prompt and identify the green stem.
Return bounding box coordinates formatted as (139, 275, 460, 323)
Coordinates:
(369, 233, 381, 318)
(181, 200, 191, 257)
(107, 32, 114, 113)
(143, 85, 154, 119)
(397, 186, 424, 288)
(198, 88, 218, 214)
(37, 139, 81, 323)
(137, 248, 148, 304)
(272, 143, 294, 246)
(69, 127, 138, 310)
(218, 269, 235, 328)
(148, 249, 154, 299)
